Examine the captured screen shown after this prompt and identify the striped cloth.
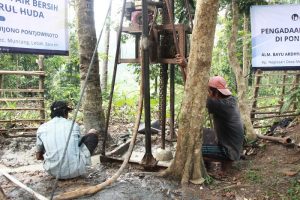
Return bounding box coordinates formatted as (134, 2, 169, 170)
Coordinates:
(202, 145, 229, 160)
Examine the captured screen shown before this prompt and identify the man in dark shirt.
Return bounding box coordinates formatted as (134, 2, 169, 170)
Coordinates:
(175, 54, 244, 168)
(204, 76, 244, 161)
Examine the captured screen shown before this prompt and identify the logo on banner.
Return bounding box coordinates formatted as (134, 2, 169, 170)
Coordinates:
(291, 14, 299, 21)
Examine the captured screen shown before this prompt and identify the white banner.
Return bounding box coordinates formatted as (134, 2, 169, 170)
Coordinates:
(251, 5, 300, 69)
(0, 0, 68, 55)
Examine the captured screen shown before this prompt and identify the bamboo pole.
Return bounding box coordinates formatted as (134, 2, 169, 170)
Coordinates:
(0, 170, 48, 200)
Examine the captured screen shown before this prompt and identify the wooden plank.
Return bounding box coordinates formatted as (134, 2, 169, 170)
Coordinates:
(0, 89, 44, 93)
(253, 125, 272, 129)
(119, 58, 140, 63)
(0, 70, 45, 76)
(0, 170, 48, 200)
(0, 127, 38, 132)
(2, 133, 36, 138)
(251, 70, 262, 119)
(0, 108, 44, 111)
(255, 72, 300, 77)
(254, 83, 299, 88)
(251, 113, 299, 121)
(0, 119, 44, 123)
(37, 55, 46, 120)
(0, 98, 44, 102)
(252, 105, 281, 110)
(251, 110, 295, 115)
(253, 95, 283, 100)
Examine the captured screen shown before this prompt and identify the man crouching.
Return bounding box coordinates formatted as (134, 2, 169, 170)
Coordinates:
(36, 100, 98, 179)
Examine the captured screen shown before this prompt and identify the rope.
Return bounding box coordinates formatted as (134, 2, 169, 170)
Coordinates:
(49, 0, 113, 198)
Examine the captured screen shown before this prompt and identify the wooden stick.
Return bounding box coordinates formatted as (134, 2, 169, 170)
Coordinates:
(0, 108, 44, 111)
(0, 185, 7, 200)
(255, 72, 300, 77)
(257, 134, 292, 144)
(0, 89, 44, 93)
(0, 97, 44, 102)
(254, 83, 299, 87)
(0, 119, 44, 123)
(0, 70, 45, 76)
(0, 170, 48, 200)
(251, 113, 299, 121)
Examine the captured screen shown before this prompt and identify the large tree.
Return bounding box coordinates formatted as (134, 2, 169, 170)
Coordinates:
(162, 0, 219, 183)
(76, 0, 105, 133)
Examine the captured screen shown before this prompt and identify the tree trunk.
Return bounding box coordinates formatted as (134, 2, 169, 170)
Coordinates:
(100, 4, 111, 92)
(228, 0, 256, 141)
(242, 13, 250, 88)
(76, 0, 105, 134)
(163, 0, 219, 184)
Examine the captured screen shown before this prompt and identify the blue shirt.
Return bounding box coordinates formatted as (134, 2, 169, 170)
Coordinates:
(36, 117, 91, 179)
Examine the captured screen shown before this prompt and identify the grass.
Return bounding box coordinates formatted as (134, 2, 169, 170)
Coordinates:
(245, 169, 263, 183)
(286, 179, 300, 200)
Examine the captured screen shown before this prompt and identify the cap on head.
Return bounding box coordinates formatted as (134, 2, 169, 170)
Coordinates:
(208, 76, 232, 96)
(51, 101, 73, 112)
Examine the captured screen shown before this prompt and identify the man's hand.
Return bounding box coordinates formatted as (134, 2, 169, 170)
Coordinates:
(175, 54, 187, 68)
(36, 151, 44, 160)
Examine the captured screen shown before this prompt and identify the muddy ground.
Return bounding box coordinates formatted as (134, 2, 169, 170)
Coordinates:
(1, 120, 300, 200)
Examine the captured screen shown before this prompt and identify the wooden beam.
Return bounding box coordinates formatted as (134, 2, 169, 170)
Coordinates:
(0, 89, 44, 93)
(253, 125, 272, 129)
(251, 110, 295, 115)
(0, 108, 44, 111)
(254, 83, 299, 88)
(0, 127, 38, 132)
(0, 119, 44, 123)
(0, 98, 44, 102)
(251, 105, 281, 111)
(0, 170, 47, 200)
(251, 70, 262, 119)
(251, 113, 299, 121)
(255, 72, 300, 77)
(0, 70, 45, 76)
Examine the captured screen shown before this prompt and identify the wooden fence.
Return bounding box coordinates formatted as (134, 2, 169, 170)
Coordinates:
(251, 70, 300, 129)
(0, 56, 45, 137)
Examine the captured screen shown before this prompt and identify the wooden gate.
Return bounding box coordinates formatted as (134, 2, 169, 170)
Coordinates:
(251, 70, 300, 129)
(0, 56, 45, 137)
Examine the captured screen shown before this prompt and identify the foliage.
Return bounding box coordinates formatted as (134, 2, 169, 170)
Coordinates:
(280, 87, 300, 114)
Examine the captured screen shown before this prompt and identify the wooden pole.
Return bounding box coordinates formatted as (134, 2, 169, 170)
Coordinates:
(37, 55, 46, 121)
(0, 170, 48, 200)
(257, 134, 292, 144)
(0, 185, 7, 200)
(251, 69, 262, 120)
(279, 71, 287, 111)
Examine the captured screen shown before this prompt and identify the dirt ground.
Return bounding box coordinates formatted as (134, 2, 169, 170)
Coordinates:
(1, 120, 300, 200)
